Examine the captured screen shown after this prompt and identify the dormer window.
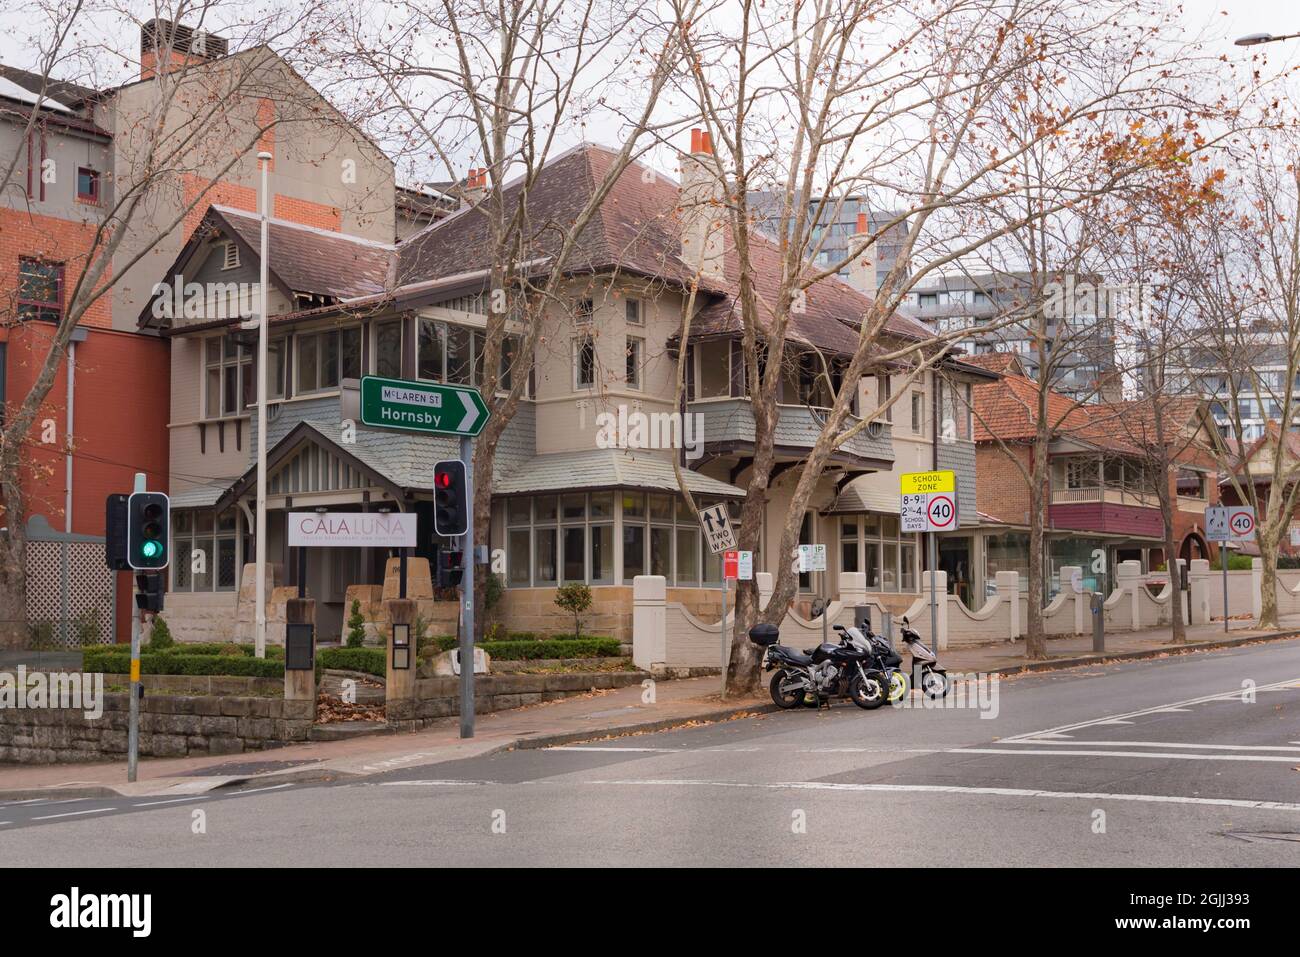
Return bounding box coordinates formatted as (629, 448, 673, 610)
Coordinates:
(222, 241, 240, 270)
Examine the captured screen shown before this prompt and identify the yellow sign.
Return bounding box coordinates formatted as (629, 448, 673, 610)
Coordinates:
(900, 470, 956, 495)
(130, 659, 141, 683)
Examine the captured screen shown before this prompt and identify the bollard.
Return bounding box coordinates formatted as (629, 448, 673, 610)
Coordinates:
(1090, 591, 1105, 652)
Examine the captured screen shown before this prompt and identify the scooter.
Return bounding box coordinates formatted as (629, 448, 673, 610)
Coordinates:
(898, 615, 950, 698)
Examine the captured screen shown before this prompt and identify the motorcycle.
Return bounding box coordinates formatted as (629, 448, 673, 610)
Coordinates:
(898, 615, 950, 699)
(852, 622, 910, 704)
(749, 623, 890, 710)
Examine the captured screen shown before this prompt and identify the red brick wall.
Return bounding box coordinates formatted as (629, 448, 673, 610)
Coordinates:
(181, 173, 341, 235)
(273, 195, 341, 231)
(0, 208, 112, 329)
(975, 444, 1033, 526)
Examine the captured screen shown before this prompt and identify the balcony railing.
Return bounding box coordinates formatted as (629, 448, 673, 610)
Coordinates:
(688, 397, 894, 465)
(1049, 485, 1158, 507)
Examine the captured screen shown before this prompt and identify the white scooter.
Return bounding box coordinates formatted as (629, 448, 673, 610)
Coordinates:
(898, 615, 950, 698)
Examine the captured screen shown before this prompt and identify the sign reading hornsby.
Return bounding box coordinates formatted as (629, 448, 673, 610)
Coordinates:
(287, 512, 418, 548)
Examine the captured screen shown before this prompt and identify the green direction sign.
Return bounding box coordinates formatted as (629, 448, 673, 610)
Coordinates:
(359, 375, 490, 437)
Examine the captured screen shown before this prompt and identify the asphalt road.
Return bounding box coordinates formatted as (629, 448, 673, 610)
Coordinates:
(2, 640, 1298, 866)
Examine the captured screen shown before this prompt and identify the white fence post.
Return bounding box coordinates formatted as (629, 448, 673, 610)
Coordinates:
(996, 570, 1020, 640)
(632, 575, 667, 672)
(1188, 558, 1210, 625)
(1117, 560, 1142, 631)
(925, 569, 949, 650)
(1057, 565, 1084, 635)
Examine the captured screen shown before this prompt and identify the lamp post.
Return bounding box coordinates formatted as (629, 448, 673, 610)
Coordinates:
(1235, 32, 1300, 46)
(254, 150, 272, 658)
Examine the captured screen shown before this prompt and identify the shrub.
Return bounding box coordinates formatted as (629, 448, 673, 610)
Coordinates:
(218, 642, 245, 656)
(422, 635, 619, 660)
(553, 582, 593, 638)
(316, 646, 386, 677)
(80, 650, 284, 679)
(145, 616, 174, 652)
(484, 572, 504, 613)
(346, 599, 366, 648)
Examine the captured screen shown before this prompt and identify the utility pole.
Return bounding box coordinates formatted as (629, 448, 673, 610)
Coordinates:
(459, 435, 476, 738)
(254, 150, 272, 658)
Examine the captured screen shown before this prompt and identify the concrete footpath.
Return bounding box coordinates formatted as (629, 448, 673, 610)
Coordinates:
(2, 619, 1297, 799)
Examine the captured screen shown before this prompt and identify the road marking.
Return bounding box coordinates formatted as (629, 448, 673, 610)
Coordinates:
(586, 779, 1300, 812)
(958, 747, 1300, 763)
(1004, 740, 1300, 753)
(1002, 676, 1300, 741)
(377, 780, 492, 786)
(132, 796, 210, 808)
(545, 745, 762, 753)
(31, 807, 114, 821)
(229, 783, 294, 796)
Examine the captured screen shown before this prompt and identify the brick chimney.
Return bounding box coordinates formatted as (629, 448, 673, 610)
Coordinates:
(848, 211, 876, 294)
(140, 19, 228, 80)
(678, 129, 725, 282)
(461, 168, 488, 208)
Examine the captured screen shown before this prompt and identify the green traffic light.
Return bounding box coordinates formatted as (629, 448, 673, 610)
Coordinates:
(142, 540, 163, 559)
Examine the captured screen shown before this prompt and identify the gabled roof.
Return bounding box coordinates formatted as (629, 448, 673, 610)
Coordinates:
(973, 373, 1092, 443)
(398, 144, 933, 357)
(957, 351, 1028, 377)
(0, 63, 99, 108)
(1229, 420, 1300, 482)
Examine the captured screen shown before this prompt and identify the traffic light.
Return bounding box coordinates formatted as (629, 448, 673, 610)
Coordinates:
(105, 494, 129, 570)
(437, 549, 464, 588)
(127, 491, 170, 570)
(135, 572, 165, 613)
(433, 459, 468, 537)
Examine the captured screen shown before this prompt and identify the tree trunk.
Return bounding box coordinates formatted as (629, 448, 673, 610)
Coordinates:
(1024, 441, 1048, 659)
(1258, 528, 1279, 630)
(0, 531, 27, 650)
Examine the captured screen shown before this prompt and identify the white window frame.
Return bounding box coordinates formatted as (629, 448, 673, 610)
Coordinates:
(625, 335, 644, 391)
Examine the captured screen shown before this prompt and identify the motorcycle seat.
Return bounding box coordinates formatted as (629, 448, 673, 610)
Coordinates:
(778, 648, 813, 665)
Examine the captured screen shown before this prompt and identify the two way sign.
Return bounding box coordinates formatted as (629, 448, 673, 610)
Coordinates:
(699, 503, 736, 553)
(1206, 505, 1256, 542)
(900, 470, 958, 532)
(360, 375, 490, 437)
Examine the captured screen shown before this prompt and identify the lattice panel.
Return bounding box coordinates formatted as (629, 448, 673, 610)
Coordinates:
(24, 540, 115, 647)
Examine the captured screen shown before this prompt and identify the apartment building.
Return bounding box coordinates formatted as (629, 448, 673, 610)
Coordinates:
(143, 131, 995, 641)
(0, 18, 393, 643)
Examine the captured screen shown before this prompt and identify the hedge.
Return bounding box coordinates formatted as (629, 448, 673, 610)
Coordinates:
(425, 636, 620, 660)
(139, 642, 285, 659)
(80, 650, 285, 679)
(316, 647, 386, 677)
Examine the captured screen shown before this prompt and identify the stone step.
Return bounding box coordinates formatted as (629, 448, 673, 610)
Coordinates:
(308, 720, 390, 742)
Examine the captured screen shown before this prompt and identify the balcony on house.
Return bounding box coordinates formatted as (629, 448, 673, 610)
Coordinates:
(1048, 454, 1162, 536)
(687, 396, 894, 469)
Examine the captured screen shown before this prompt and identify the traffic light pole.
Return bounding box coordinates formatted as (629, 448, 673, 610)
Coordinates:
(127, 471, 145, 783)
(459, 435, 475, 738)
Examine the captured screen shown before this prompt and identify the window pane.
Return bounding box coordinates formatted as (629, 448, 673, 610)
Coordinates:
(321, 330, 341, 387)
(223, 364, 237, 414)
(623, 524, 645, 579)
(841, 541, 859, 573)
(216, 511, 237, 532)
(217, 538, 236, 589)
(900, 542, 916, 591)
(622, 493, 645, 520)
(376, 321, 402, 378)
(561, 494, 586, 521)
(269, 339, 286, 398)
(206, 367, 221, 417)
(590, 492, 613, 519)
(865, 542, 881, 589)
(591, 524, 614, 584)
(884, 542, 900, 592)
(650, 526, 672, 577)
(297, 335, 318, 392)
(675, 528, 699, 585)
(626, 337, 642, 388)
(193, 539, 213, 590)
(240, 354, 254, 409)
(507, 529, 531, 586)
(841, 518, 858, 540)
(648, 494, 673, 522)
(576, 337, 595, 387)
(418, 320, 444, 380)
(562, 526, 585, 582)
(174, 538, 192, 589)
(472, 330, 486, 386)
(703, 547, 721, 584)
(675, 495, 694, 522)
(506, 498, 531, 526)
(446, 325, 472, 383)
(341, 327, 361, 380)
(534, 496, 558, 523)
(195, 511, 214, 534)
(534, 528, 557, 584)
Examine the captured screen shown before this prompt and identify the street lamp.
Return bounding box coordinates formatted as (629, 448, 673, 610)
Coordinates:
(1235, 31, 1300, 46)
(254, 149, 272, 659)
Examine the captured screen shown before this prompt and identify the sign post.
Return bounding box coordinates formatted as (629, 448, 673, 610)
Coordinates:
(1206, 505, 1256, 632)
(901, 471, 958, 646)
(701, 505, 737, 685)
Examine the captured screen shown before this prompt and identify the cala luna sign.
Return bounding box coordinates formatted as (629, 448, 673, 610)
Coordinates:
(287, 512, 418, 548)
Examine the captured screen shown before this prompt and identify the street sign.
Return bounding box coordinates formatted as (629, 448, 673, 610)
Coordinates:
(288, 512, 417, 548)
(359, 375, 489, 437)
(796, 544, 827, 573)
(900, 470, 958, 533)
(699, 503, 736, 553)
(737, 550, 753, 580)
(1206, 505, 1256, 542)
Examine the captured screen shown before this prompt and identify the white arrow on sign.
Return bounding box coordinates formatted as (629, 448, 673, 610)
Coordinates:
(458, 390, 481, 434)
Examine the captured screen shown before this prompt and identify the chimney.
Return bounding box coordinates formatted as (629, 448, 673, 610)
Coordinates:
(140, 19, 227, 79)
(679, 129, 725, 282)
(462, 168, 488, 208)
(848, 211, 876, 294)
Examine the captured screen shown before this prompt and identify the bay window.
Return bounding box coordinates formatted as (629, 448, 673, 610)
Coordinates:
(296, 327, 360, 394)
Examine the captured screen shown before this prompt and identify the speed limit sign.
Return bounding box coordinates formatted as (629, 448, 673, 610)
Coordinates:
(1206, 505, 1255, 542)
(900, 471, 959, 532)
(927, 494, 956, 530)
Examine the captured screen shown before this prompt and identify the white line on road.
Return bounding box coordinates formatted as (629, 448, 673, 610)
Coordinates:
(1001, 676, 1300, 741)
(1004, 739, 1300, 752)
(228, 783, 295, 796)
(377, 780, 492, 786)
(959, 747, 1300, 763)
(586, 778, 1300, 812)
(545, 746, 762, 753)
(132, 796, 210, 807)
(31, 807, 114, 821)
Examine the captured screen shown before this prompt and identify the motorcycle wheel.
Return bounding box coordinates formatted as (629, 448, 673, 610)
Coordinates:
(849, 672, 887, 710)
(887, 669, 909, 703)
(921, 668, 950, 699)
(769, 670, 806, 709)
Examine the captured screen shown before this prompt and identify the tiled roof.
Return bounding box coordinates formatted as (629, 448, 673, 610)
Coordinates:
(973, 373, 1092, 443)
(214, 206, 394, 301)
(396, 144, 932, 356)
(491, 448, 744, 497)
(957, 352, 1025, 376)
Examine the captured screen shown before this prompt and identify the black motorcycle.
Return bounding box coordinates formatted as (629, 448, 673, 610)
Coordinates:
(749, 623, 889, 710)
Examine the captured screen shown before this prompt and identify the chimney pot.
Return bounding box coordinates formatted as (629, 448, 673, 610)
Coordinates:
(690, 129, 702, 153)
(700, 131, 713, 155)
(855, 212, 868, 234)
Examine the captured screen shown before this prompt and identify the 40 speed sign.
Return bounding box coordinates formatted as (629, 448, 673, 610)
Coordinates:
(900, 470, 958, 533)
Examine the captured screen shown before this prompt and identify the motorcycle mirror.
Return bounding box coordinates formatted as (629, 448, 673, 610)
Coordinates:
(902, 616, 910, 626)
